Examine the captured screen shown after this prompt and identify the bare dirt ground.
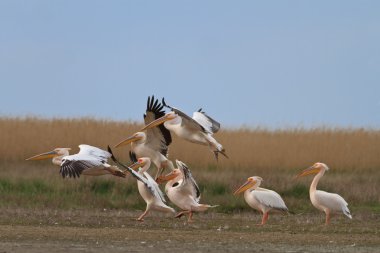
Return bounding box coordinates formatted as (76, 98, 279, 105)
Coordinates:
(0, 208, 379, 253)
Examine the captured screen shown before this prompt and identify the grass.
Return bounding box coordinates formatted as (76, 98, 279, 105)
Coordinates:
(1, 117, 380, 213)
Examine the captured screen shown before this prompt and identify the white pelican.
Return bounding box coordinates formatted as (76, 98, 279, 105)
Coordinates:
(26, 145, 126, 178)
(296, 162, 352, 225)
(157, 160, 217, 222)
(114, 96, 174, 177)
(234, 176, 288, 225)
(141, 98, 228, 160)
(108, 147, 175, 221)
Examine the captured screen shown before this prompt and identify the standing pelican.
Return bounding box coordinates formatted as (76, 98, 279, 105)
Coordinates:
(141, 98, 227, 160)
(157, 160, 217, 222)
(109, 147, 175, 221)
(26, 145, 125, 178)
(114, 96, 173, 177)
(234, 176, 288, 225)
(296, 162, 352, 225)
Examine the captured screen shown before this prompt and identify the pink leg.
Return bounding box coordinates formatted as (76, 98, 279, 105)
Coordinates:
(258, 212, 269, 226)
(325, 211, 331, 225)
(187, 211, 194, 223)
(137, 210, 149, 222)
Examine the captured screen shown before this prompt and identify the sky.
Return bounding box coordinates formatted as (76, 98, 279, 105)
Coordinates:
(0, 1, 379, 128)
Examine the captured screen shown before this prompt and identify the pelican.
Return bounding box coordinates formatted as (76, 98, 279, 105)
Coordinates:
(157, 160, 217, 222)
(108, 147, 175, 221)
(234, 176, 288, 225)
(141, 98, 227, 160)
(114, 96, 174, 178)
(26, 145, 125, 178)
(296, 162, 352, 225)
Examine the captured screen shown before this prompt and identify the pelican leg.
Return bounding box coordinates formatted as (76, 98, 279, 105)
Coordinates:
(325, 210, 331, 225)
(258, 212, 269, 226)
(187, 211, 194, 223)
(137, 210, 149, 222)
(175, 211, 190, 219)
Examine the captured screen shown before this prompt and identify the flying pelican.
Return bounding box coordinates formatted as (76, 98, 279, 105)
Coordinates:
(108, 147, 175, 221)
(296, 162, 352, 225)
(234, 176, 288, 225)
(26, 145, 125, 178)
(114, 96, 174, 178)
(157, 160, 217, 222)
(141, 98, 228, 160)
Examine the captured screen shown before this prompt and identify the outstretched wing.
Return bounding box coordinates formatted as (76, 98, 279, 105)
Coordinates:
(162, 98, 206, 133)
(59, 145, 109, 178)
(176, 160, 201, 202)
(108, 147, 165, 202)
(143, 171, 167, 203)
(60, 156, 104, 178)
(77, 144, 111, 162)
(253, 189, 288, 212)
(144, 96, 172, 156)
(192, 109, 220, 134)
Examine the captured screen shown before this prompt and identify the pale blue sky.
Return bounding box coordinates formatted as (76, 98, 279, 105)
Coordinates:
(1, 1, 379, 128)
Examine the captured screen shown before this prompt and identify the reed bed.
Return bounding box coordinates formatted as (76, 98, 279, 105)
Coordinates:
(1, 117, 379, 212)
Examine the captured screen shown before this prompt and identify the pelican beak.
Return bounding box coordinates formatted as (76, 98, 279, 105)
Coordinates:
(128, 161, 143, 170)
(140, 113, 176, 131)
(26, 150, 58, 161)
(156, 171, 178, 184)
(114, 135, 141, 148)
(296, 165, 321, 178)
(234, 180, 255, 195)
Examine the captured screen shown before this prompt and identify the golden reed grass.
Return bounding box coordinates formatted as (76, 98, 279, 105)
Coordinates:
(1, 117, 379, 207)
(2, 117, 380, 170)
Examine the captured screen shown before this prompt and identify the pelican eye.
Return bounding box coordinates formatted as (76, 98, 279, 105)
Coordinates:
(172, 182, 179, 187)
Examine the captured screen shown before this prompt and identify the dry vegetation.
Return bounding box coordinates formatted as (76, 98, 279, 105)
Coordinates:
(1, 117, 380, 212)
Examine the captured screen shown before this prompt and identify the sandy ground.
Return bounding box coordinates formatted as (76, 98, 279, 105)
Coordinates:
(0, 208, 379, 253)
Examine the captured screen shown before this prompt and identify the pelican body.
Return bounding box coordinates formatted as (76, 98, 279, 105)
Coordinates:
(115, 96, 174, 177)
(142, 98, 227, 160)
(297, 162, 352, 224)
(234, 176, 288, 225)
(158, 160, 216, 222)
(108, 148, 175, 221)
(26, 145, 125, 178)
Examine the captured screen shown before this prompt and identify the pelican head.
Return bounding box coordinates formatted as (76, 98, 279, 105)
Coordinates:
(234, 176, 263, 195)
(296, 162, 329, 178)
(114, 132, 146, 148)
(140, 112, 178, 131)
(129, 157, 151, 171)
(156, 168, 181, 184)
(26, 148, 71, 161)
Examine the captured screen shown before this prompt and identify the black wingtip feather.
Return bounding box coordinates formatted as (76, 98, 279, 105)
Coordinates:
(129, 151, 138, 163)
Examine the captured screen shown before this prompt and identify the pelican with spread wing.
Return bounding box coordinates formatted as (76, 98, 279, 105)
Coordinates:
(296, 162, 352, 225)
(26, 145, 125, 178)
(115, 96, 174, 177)
(157, 160, 217, 222)
(141, 98, 227, 160)
(108, 147, 175, 221)
(234, 176, 288, 225)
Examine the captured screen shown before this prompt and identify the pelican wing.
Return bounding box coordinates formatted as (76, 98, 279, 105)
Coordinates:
(144, 96, 172, 157)
(253, 189, 288, 212)
(143, 171, 166, 203)
(108, 147, 166, 203)
(192, 109, 220, 134)
(162, 98, 205, 132)
(315, 190, 352, 218)
(60, 155, 104, 178)
(77, 144, 111, 162)
(176, 160, 201, 202)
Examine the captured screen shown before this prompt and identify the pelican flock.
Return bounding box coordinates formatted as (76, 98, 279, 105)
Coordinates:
(25, 96, 353, 226)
